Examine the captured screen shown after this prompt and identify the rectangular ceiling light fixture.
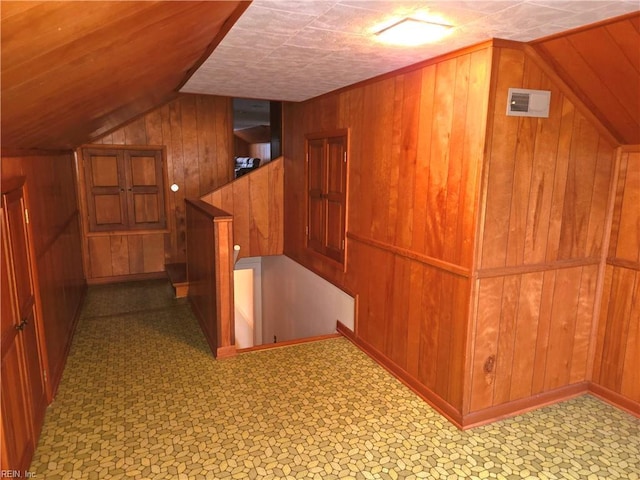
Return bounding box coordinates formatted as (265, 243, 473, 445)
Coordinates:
(375, 17, 453, 46)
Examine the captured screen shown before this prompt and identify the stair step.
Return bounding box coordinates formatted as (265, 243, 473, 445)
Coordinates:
(165, 263, 188, 298)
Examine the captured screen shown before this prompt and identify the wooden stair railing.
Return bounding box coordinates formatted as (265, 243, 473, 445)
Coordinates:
(185, 199, 235, 358)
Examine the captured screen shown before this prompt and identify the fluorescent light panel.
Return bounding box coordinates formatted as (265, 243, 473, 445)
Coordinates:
(375, 17, 453, 46)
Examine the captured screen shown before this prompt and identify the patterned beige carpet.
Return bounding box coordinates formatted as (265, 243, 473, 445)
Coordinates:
(31, 280, 639, 479)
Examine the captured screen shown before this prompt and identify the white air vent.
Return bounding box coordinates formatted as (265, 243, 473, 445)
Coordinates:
(507, 88, 551, 118)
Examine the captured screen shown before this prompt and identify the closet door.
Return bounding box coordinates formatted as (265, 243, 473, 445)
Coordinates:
(0, 181, 47, 471)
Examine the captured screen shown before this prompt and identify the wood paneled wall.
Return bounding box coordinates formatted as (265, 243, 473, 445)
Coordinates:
(81, 93, 234, 280)
(467, 44, 617, 421)
(283, 39, 632, 426)
(201, 158, 283, 259)
(592, 148, 640, 411)
(283, 43, 493, 421)
(1, 154, 85, 396)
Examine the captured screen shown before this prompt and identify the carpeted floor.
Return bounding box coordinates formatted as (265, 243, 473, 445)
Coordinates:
(31, 280, 639, 479)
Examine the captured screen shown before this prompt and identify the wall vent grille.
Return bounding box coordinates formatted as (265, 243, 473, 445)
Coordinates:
(507, 88, 551, 118)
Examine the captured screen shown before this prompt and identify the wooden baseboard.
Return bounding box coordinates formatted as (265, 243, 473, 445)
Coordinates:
(237, 333, 341, 354)
(336, 321, 464, 429)
(588, 383, 640, 418)
(86, 271, 166, 285)
(216, 345, 237, 359)
(48, 282, 88, 401)
(461, 383, 589, 429)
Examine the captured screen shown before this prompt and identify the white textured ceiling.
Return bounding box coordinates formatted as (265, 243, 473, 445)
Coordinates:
(181, 0, 640, 102)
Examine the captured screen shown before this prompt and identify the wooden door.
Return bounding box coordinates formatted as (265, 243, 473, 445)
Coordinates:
(306, 133, 348, 264)
(0, 181, 47, 471)
(82, 147, 166, 232)
(83, 148, 129, 231)
(324, 136, 347, 263)
(307, 138, 325, 254)
(124, 149, 166, 230)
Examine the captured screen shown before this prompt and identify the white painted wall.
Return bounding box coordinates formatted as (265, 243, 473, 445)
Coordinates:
(261, 255, 355, 344)
(234, 256, 263, 347)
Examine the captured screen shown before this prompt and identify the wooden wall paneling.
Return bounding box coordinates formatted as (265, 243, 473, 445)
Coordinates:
(442, 56, 468, 266)
(558, 117, 601, 260)
(569, 266, 598, 384)
(249, 171, 269, 254)
(89, 94, 234, 267)
(615, 152, 640, 263)
(201, 159, 284, 260)
(530, 270, 556, 395)
(508, 272, 544, 401)
(387, 255, 411, 370)
(181, 96, 201, 200)
(268, 158, 284, 253)
(128, 235, 144, 275)
(480, 48, 525, 269)
(410, 65, 436, 255)
(363, 79, 395, 242)
(523, 75, 563, 265)
(544, 97, 575, 263)
(110, 235, 129, 277)
(469, 277, 504, 412)
(404, 261, 425, 379)
(416, 267, 442, 392)
(425, 58, 456, 261)
(1, 153, 86, 399)
(88, 236, 112, 278)
(505, 63, 541, 267)
(458, 48, 490, 268)
(232, 177, 250, 253)
(392, 70, 422, 253)
(620, 270, 640, 401)
(491, 275, 521, 406)
(597, 267, 635, 391)
(142, 233, 165, 273)
(542, 267, 583, 391)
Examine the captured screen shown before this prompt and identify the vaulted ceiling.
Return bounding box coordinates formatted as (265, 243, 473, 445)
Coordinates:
(532, 13, 640, 144)
(1, 1, 249, 151)
(1, 1, 638, 151)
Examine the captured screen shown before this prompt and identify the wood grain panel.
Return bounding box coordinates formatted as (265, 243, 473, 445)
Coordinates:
(87, 93, 234, 273)
(1, 1, 248, 150)
(593, 147, 640, 407)
(283, 44, 492, 414)
(201, 158, 284, 259)
(531, 12, 640, 144)
(479, 47, 616, 271)
(1, 153, 86, 398)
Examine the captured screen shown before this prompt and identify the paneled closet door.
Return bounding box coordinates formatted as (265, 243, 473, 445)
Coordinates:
(0, 181, 47, 471)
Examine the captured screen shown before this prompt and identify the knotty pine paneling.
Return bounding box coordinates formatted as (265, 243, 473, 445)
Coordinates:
(593, 148, 640, 408)
(84, 93, 234, 276)
(531, 12, 640, 144)
(283, 43, 493, 415)
(201, 158, 283, 260)
(1, 154, 85, 397)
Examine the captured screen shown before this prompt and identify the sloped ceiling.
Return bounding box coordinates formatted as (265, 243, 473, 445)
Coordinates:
(0, 1, 249, 152)
(532, 12, 640, 145)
